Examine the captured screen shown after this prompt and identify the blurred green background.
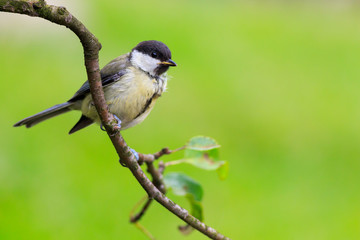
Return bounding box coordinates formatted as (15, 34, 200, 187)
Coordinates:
(1, 0, 360, 239)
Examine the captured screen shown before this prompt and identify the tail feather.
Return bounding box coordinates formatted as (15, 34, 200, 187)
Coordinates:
(69, 115, 94, 134)
(14, 102, 73, 128)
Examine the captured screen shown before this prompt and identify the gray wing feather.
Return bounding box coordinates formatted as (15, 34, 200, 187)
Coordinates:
(69, 53, 131, 102)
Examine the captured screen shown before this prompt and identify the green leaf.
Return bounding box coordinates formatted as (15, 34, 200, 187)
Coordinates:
(183, 136, 228, 180)
(185, 148, 219, 160)
(164, 173, 203, 201)
(165, 136, 228, 180)
(188, 197, 203, 221)
(217, 161, 229, 180)
(185, 136, 220, 151)
(164, 173, 204, 221)
(179, 158, 229, 180)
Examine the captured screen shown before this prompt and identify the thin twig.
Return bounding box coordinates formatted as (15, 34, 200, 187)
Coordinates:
(164, 159, 188, 167)
(146, 161, 166, 193)
(134, 222, 156, 240)
(130, 198, 153, 223)
(138, 146, 185, 164)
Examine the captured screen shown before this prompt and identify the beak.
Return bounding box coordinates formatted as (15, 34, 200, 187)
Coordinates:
(158, 59, 177, 67)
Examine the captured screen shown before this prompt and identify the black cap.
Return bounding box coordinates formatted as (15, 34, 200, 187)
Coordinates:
(133, 40, 172, 62)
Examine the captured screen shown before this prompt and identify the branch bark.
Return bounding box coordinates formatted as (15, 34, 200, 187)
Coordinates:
(1, 1, 230, 239)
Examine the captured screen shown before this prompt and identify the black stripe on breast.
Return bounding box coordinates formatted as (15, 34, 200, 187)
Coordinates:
(134, 93, 157, 119)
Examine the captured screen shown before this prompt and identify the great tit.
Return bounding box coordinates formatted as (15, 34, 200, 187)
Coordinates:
(14, 40, 176, 134)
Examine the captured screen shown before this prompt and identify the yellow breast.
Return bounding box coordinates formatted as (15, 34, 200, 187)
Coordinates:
(80, 66, 166, 130)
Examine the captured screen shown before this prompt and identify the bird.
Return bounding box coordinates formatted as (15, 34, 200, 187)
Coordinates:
(14, 40, 176, 135)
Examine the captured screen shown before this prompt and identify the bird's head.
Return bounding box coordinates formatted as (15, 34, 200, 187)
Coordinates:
(130, 40, 176, 77)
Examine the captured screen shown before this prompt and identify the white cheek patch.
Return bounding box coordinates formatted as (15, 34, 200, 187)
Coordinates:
(131, 50, 159, 76)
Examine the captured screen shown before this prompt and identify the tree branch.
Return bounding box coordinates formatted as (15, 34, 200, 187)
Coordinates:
(138, 146, 185, 164)
(1, 1, 230, 239)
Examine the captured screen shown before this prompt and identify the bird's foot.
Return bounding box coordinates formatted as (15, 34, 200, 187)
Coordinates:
(100, 114, 122, 131)
(119, 148, 139, 167)
(130, 148, 139, 161)
(113, 114, 122, 131)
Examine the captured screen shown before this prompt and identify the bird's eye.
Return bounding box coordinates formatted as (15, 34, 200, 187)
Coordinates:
(151, 51, 158, 58)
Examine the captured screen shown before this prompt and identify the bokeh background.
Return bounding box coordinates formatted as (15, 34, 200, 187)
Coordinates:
(1, 0, 360, 239)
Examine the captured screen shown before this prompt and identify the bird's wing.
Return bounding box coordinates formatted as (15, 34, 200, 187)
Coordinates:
(68, 53, 131, 102)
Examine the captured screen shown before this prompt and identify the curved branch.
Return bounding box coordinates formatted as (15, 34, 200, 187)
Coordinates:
(0, 1, 230, 239)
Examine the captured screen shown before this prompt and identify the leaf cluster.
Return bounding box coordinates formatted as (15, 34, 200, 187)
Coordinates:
(163, 136, 228, 232)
